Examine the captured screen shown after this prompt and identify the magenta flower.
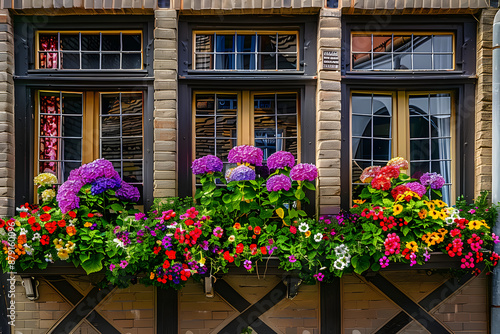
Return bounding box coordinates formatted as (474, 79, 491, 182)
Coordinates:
(225, 165, 256, 182)
(266, 174, 292, 192)
(243, 260, 252, 270)
(56, 179, 83, 213)
(69, 158, 120, 184)
(109, 264, 116, 271)
(228, 145, 263, 166)
(290, 163, 318, 181)
(267, 151, 295, 170)
(420, 172, 446, 190)
(406, 182, 427, 197)
(288, 255, 297, 263)
(313, 272, 324, 282)
(213, 226, 223, 238)
(191, 155, 223, 175)
(119, 260, 128, 269)
(115, 181, 141, 202)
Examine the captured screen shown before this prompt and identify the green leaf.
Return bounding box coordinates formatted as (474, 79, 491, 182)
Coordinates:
(370, 262, 381, 272)
(302, 181, 316, 191)
(81, 253, 105, 274)
(269, 191, 279, 203)
(79, 253, 90, 263)
(259, 210, 273, 220)
(240, 201, 250, 213)
(111, 203, 124, 212)
(222, 194, 232, 204)
(353, 255, 371, 274)
(295, 189, 305, 200)
(402, 226, 411, 236)
(297, 210, 307, 217)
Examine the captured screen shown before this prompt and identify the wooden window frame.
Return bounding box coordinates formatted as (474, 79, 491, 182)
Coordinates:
(192, 30, 300, 71)
(349, 90, 456, 203)
(35, 30, 144, 70)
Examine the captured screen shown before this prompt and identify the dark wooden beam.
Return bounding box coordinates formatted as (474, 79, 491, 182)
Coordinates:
(320, 278, 341, 334)
(157, 288, 178, 334)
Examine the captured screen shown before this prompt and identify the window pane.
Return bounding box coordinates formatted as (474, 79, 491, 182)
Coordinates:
(353, 138, 372, 160)
(60, 34, 79, 50)
(237, 35, 256, 52)
(351, 35, 372, 53)
(101, 138, 121, 160)
(393, 35, 411, 53)
(373, 116, 391, 138)
(63, 162, 81, 181)
(410, 139, 430, 160)
(431, 160, 451, 180)
(196, 35, 213, 52)
(254, 95, 275, 115)
(82, 53, 99, 69)
(413, 35, 432, 52)
(122, 34, 142, 51)
(352, 115, 372, 137)
(102, 34, 120, 51)
(373, 95, 392, 116)
(258, 54, 276, 70)
(81, 34, 100, 51)
(373, 53, 392, 70)
(61, 53, 80, 69)
(122, 54, 142, 69)
(259, 35, 275, 52)
(215, 116, 237, 138)
(62, 116, 82, 137)
(351, 94, 372, 115)
(410, 116, 429, 138)
(123, 161, 143, 182)
(283, 138, 298, 157)
(410, 161, 430, 179)
(101, 116, 121, 137)
(121, 93, 143, 114)
(278, 54, 297, 70)
(413, 54, 432, 69)
(393, 53, 411, 70)
(433, 54, 453, 70)
(278, 34, 297, 53)
(62, 94, 83, 115)
(195, 95, 215, 115)
(196, 117, 215, 137)
(63, 138, 81, 161)
(255, 116, 276, 135)
(122, 115, 142, 136)
(431, 138, 451, 160)
(122, 137, 143, 159)
(277, 95, 296, 114)
(216, 35, 235, 52)
(433, 35, 453, 52)
(236, 53, 256, 70)
(102, 94, 120, 114)
(373, 139, 391, 160)
(352, 53, 371, 70)
(196, 138, 215, 157)
(40, 34, 58, 51)
(217, 139, 236, 161)
(102, 54, 120, 69)
(429, 94, 451, 115)
(409, 95, 429, 115)
(277, 115, 297, 137)
(217, 95, 238, 114)
(372, 35, 392, 53)
(195, 54, 213, 70)
(215, 54, 235, 70)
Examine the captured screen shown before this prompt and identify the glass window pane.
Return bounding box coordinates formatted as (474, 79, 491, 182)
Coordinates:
(39, 137, 59, 161)
(82, 53, 99, 69)
(63, 138, 82, 161)
(62, 116, 82, 137)
(255, 137, 277, 159)
(217, 95, 237, 114)
(61, 53, 80, 69)
(351, 94, 371, 115)
(196, 138, 215, 158)
(237, 35, 256, 52)
(278, 54, 297, 70)
(60, 34, 79, 50)
(352, 53, 371, 70)
(277, 115, 297, 137)
(351, 35, 372, 53)
(102, 94, 120, 114)
(216, 116, 237, 138)
(433, 54, 453, 70)
(122, 115, 142, 136)
(236, 54, 256, 70)
(352, 115, 372, 137)
(373, 54, 392, 70)
(410, 139, 430, 160)
(431, 160, 451, 181)
(195, 95, 215, 115)
(393, 53, 411, 70)
(102, 138, 121, 160)
(121, 93, 143, 114)
(278, 34, 297, 53)
(195, 117, 215, 137)
(373, 95, 392, 116)
(410, 116, 429, 138)
(254, 95, 275, 115)
(259, 35, 275, 52)
(429, 94, 451, 115)
(431, 116, 450, 137)
(63, 162, 81, 181)
(216, 35, 235, 52)
(196, 35, 213, 52)
(410, 161, 430, 180)
(409, 95, 429, 115)
(413, 35, 432, 52)
(62, 94, 82, 115)
(216, 139, 236, 161)
(254, 116, 276, 135)
(102, 34, 120, 51)
(393, 35, 412, 52)
(413, 54, 432, 69)
(122, 34, 142, 51)
(277, 94, 296, 114)
(103, 54, 120, 69)
(39, 34, 58, 51)
(372, 35, 392, 53)
(283, 138, 298, 157)
(258, 54, 276, 70)
(123, 161, 143, 182)
(215, 54, 235, 70)
(122, 54, 142, 69)
(433, 35, 453, 52)
(122, 137, 143, 159)
(195, 54, 213, 70)
(431, 138, 451, 160)
(373, 116, 391, 138)
(353, 138, 372, 160)
(373, 139, 391, 160)
(81, 34, 100, 51)
(101, 116, 121, 137)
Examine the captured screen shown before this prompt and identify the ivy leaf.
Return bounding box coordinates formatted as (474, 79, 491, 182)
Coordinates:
(352, 255, 371, 274)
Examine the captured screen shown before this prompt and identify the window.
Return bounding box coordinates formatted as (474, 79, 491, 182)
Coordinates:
(194, 31, 298, 71)
(351, 91, 453, 203)
(37, 90, 144, 198)
(193, 91, 300, 169)
(351, 32, 454, 71)
(37, 31, 143, 70)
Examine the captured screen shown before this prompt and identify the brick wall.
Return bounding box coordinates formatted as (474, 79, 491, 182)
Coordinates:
(153, 9, 178, 198)
(0, 10, 14, 217)
(475, 8, 496, 196)
(316, 8, 342, 215)
(179, 275, 320, 333)
(342, 271, 488, 334)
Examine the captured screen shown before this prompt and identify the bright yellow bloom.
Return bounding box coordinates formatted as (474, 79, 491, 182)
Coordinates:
(393, 204, 403, 216)
(353, 199, 366, 205)
(34, 173, 58, 186)
(57, 249, 69, 260)
(84, 222, 92, 228)
(304, 231, 311, 238)
(468, 220, 485, 230)
(150, 272, 155, 280)
(406, 241, 418, 252)
(429, 210, 439, 220)
(433, 199, 447, 208)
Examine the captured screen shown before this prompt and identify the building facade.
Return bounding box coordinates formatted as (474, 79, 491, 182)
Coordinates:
(0, 0, 498, 333)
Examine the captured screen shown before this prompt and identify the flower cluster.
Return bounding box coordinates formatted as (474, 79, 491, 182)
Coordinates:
(227, 145, 264, 166)
(191, 155, 224, 175)
(266, 174, 292, 192)
(34, 173, 58, 187)
(267, 151, 295, 170)
(290, 163, 318, 182)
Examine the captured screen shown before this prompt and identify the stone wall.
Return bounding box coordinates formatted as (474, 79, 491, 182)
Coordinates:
(316, 7, 342, 215)
(153, 9, 178, 198)
(0, 10, 14, 217)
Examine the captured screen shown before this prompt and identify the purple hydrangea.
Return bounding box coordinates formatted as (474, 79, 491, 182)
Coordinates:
(191, 155, 223, 175)
(115, 181, 141, 202)
(56, 179, 83, 213)
(69, 159, 120, 184)
(225, 165, 256, 182)
(420, 172, 446, 190)
(406, 182, 427, 197)
(290, 163, 318, 181)
(266, 174, 292, 192)
(91, 177, 121, 195)
(267, 151, 295, 170)
(227, 145, 263, 166)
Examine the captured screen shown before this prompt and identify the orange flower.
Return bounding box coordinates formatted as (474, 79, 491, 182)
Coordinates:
(233, 223, 241, 229)
(254, 226, 261, 235)
(66, 226, 77, 236)
(17, 234, 27, 245)
(418, 208, 427, 219)
(305, 231, 311, 238)
(57, 220, 66, 228)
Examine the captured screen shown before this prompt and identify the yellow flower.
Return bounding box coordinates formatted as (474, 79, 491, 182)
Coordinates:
(393, 204, 403, 216)
(57, 249, 69, 260)
(42, 189, 56, 202)
(433, 200, 447, 208)
(429, 210, 439, 220)
(228, 235, 235, 242)
(353, 199, 366, 205)
(199, 257, 206, 265)
(84, 222, 92, 228)
(304, 231, 311, 238)
(406, 241, 418, 252)
(468, 220, 483, 230)
(438, 211, 447, 220)
(15, 220, 20, 227)
(150, 272, 155, 280)
(418, 208, 427, 219)
(34, 173, 58, 186)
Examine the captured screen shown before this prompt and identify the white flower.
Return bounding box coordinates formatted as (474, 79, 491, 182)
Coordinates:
(334, 244, 348, 257)
(19, 228, 27, 235)
(298, 222, 309, 233)
(167, 223, 177, 229)
(45, 253, 54, 263)
(113, 238, 125, 248)
(24, 244, 33, 256)
(314, 233, 323, 242)
(32, 233, 41, 240)
(445, 217, 455, 225)
(333, 259, 346, 270)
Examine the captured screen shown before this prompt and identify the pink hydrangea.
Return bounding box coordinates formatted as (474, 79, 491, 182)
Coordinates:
(266, 174, 292, 192)
(267, 151, 295, 170)
(290, 163, 318, 181)
(227, 145, 263, 166)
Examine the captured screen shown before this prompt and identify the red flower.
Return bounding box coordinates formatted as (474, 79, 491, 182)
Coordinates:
(88, 213, 94, 218)
(42, 206, 52, 212)
(40, 235, 50, 245)
(260, 246, 267, 255)
(44, 222, 57, 234)
(223, 251, 234, 263)
(57, 220, 66, 228)
(40, 213, 51, 222)
(0, 219, 4, 228)
(153, 246, 161, 255)
(185, 219, 194, 226)
(391, 185, 410, 201)
(254, 226, 261, 235)
(379, 165, 400, 179)
(66, 226, 77, 236)
(236, 243, 244, 254)
(248, 225, 253, 231)
(166, 250, 176, 260)
(371, 175, 391, 191)
(31, 223, 41, 232)
(28, 217, 36, 225)
(290, 226, 297, 234)
(162, 260, 170, 269)
(68, 211, 76, 219)
(20, 212, 28, 219)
